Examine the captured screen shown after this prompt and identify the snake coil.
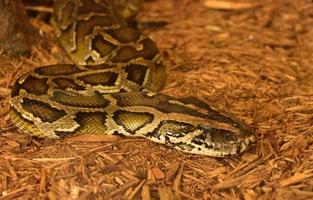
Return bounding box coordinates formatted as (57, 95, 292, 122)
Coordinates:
(10, 0, 255, 157)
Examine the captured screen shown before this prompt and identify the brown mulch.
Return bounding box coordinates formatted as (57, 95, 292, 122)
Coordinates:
(1, 0, 313, 199)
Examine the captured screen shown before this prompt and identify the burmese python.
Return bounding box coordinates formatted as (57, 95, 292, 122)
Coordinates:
(10, 0, 255, 157)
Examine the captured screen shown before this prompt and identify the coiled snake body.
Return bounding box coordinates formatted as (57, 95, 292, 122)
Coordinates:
(10, 0, 255, 157)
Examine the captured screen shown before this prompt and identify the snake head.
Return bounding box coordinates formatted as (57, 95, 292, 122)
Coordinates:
(188, 124, 256, 157)
(156, 116, 255, 157)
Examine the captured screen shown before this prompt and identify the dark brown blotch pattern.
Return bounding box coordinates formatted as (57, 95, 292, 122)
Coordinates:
(21, 98, 66, 123)
(78, 0, 109, 14)
(125, 64, 148, 85)
(35, 65, 83, 76)
(73, 111, 108, 134)
(76, 15, 117, 39)
(53, 78, 85, 91)
(113, 92, 245, 127)
(113, 110, 154, 134)
(107, 26, 141, 43)
(77, 71, 119, 86)
(51, 90, 110, 108)
(91, 34, 117, 57)
(11, 76, 49, 97)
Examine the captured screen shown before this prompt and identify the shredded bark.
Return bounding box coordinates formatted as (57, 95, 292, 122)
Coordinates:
(1, 0, 313, 199)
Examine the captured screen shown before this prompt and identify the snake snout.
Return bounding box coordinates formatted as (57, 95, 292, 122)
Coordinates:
(196, 124, 256, 156)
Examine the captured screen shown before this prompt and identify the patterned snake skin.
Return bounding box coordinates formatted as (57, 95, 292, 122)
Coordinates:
(10, 0, 255, 157)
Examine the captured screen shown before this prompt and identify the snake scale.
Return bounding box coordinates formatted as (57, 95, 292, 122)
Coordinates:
(10, 0, 256, 157)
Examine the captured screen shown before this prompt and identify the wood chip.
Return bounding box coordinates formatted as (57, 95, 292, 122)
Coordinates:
(158, 187, 174, 200)
(146, 169, 156, 184)
(126, 180, 145, 200)
(39, 168, 46, 193)
(5, 160, 17, 180)
(141, 184, 151, 200)
(151, 167, 165, 180)
(109, 181, 139, 197)
(204, 0, 255, 10)
(280, 170, 313, 187)
(66, 134, 119, 142)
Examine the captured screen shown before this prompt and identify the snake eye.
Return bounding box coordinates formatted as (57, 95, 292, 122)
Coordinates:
(198, 124, 211, 132)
